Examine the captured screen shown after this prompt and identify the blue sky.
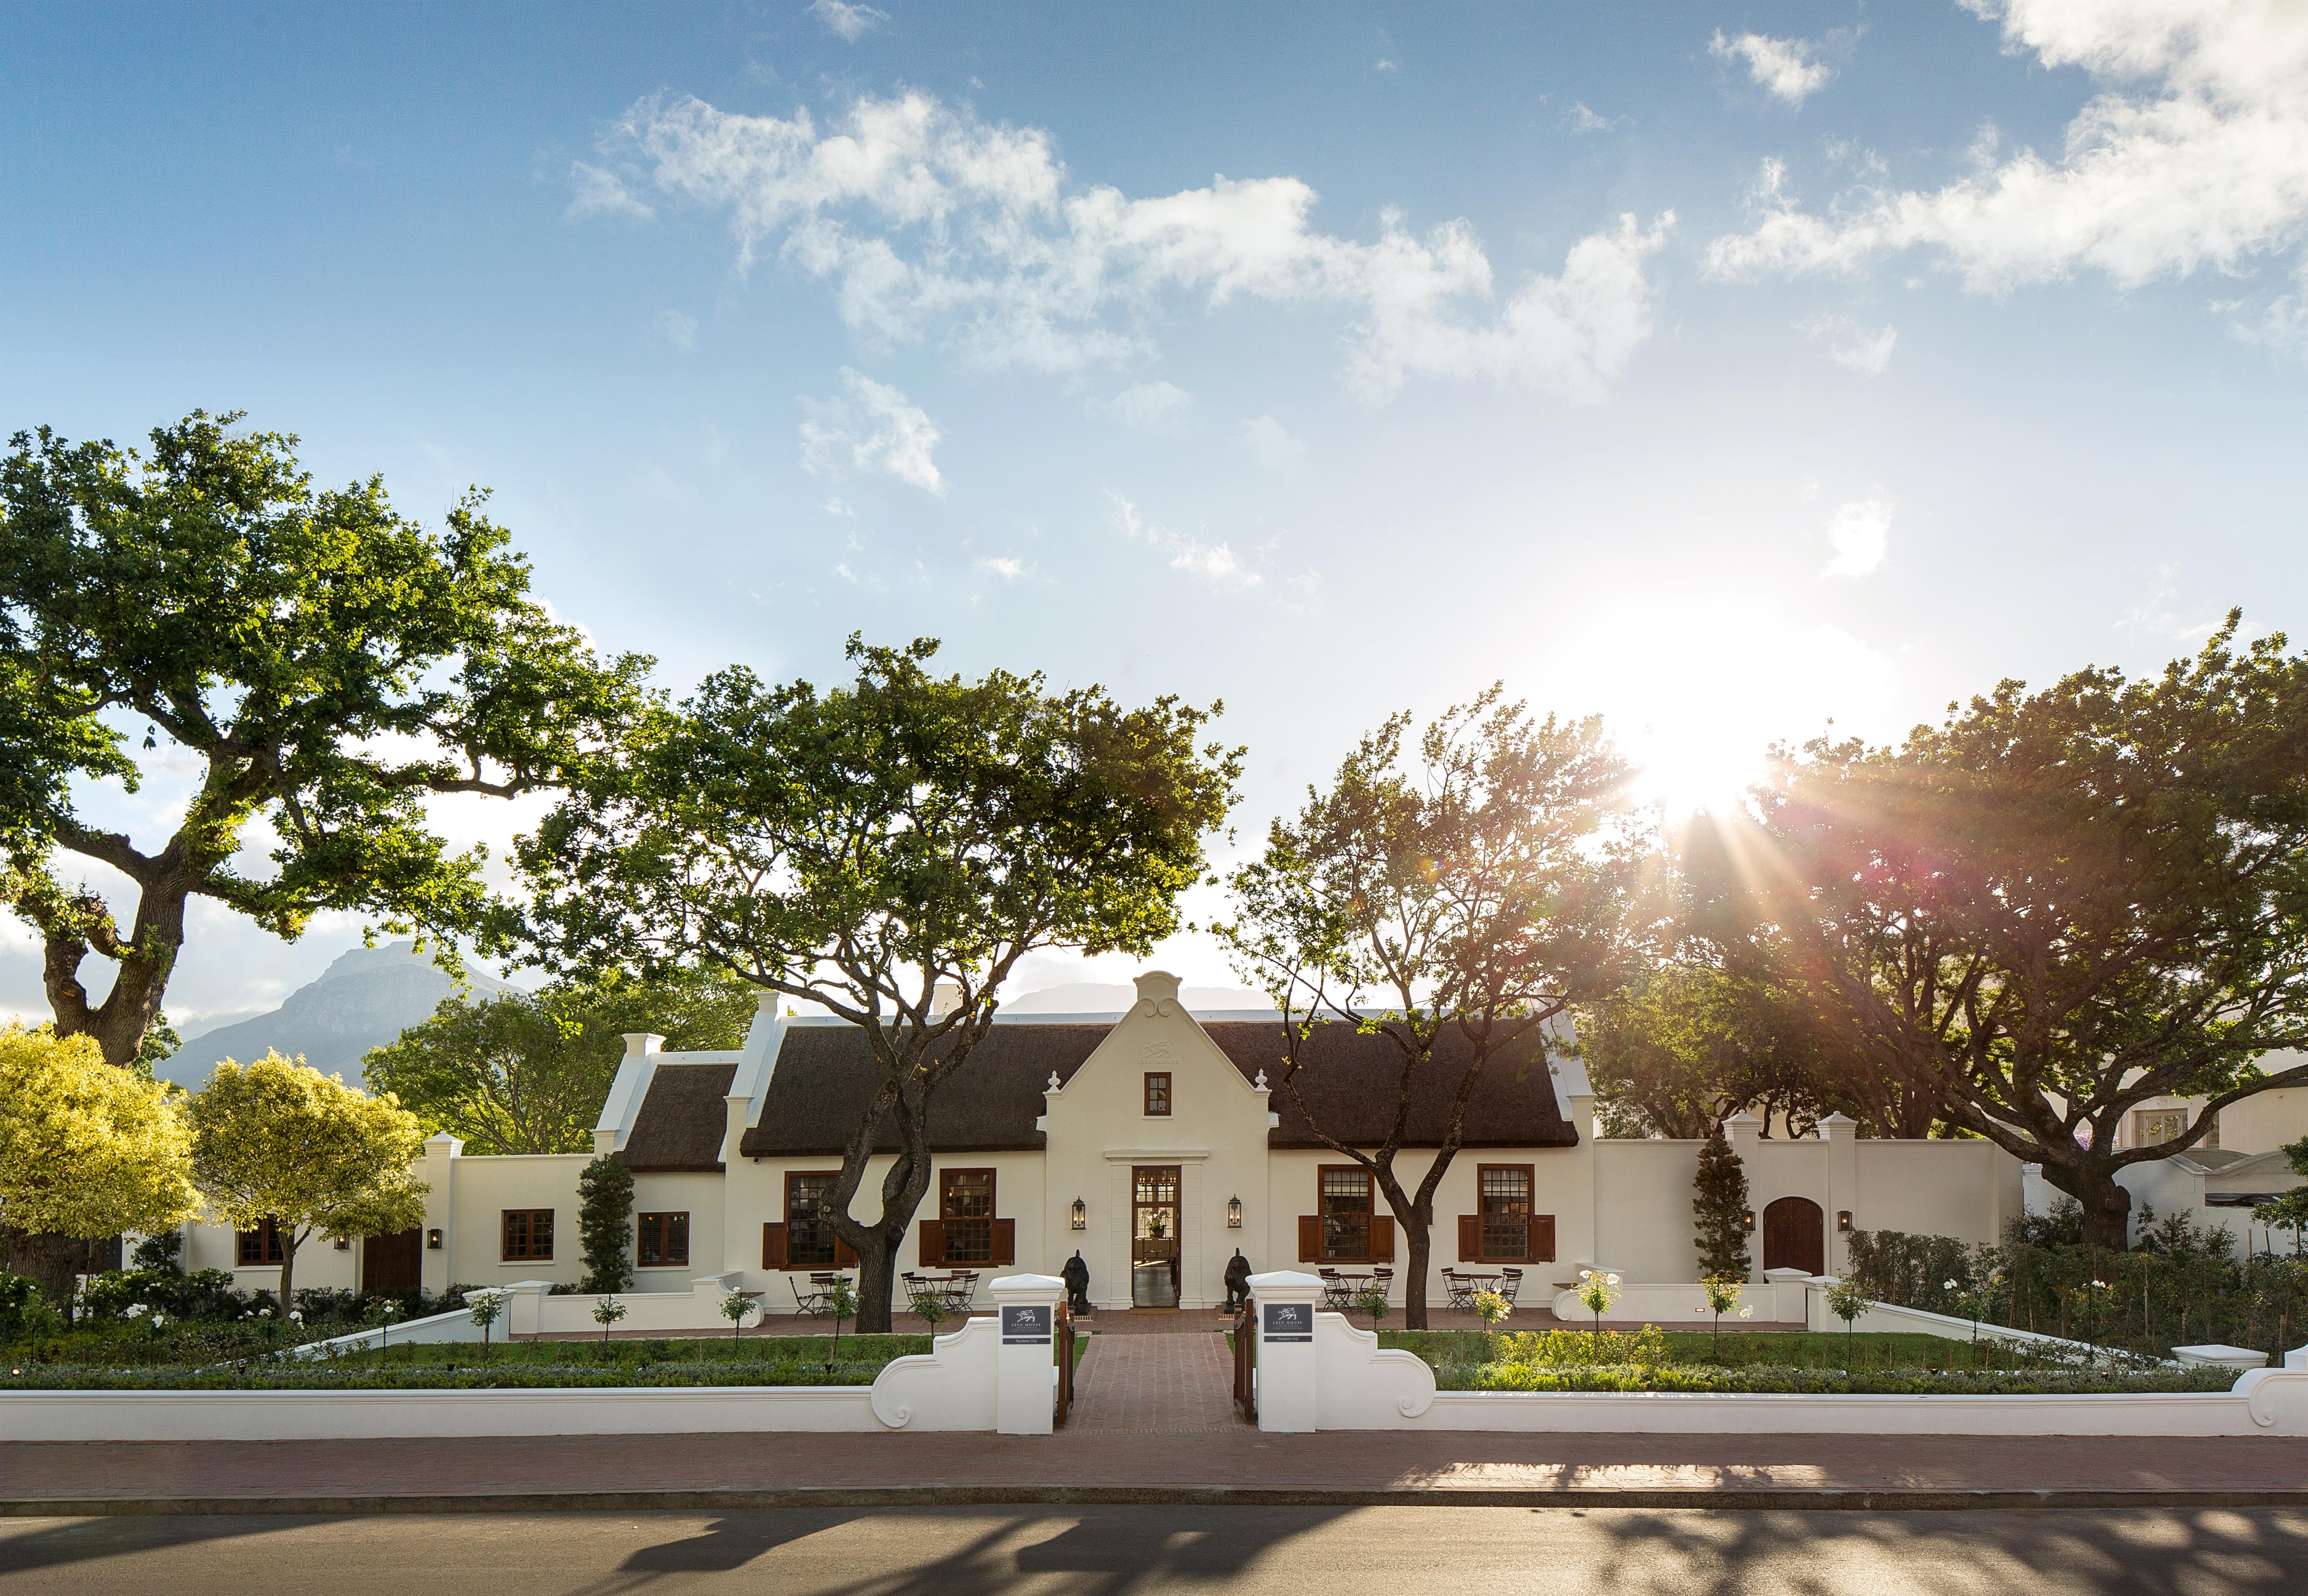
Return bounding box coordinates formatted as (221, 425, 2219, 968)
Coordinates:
(5, 1, 2305, 1026)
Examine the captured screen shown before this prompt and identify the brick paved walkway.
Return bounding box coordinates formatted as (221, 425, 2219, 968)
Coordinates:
(1068, 1330, 1244, 1433)
(7, 1433, 2306, 1513)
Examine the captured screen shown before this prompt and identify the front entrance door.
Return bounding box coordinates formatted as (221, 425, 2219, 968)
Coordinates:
(1131, 1165, 1181, 1308)
(362, 1228, 423, 1292)
(1761, 1197, 1825, 1276)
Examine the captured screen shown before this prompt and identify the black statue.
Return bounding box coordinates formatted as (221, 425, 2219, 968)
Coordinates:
(1222, 1249, 1254, 1313)
(1062, 1249, 1093, 1315)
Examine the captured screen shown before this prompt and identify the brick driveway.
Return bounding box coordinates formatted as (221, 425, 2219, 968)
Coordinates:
(1067, 1332, 1244, 1433)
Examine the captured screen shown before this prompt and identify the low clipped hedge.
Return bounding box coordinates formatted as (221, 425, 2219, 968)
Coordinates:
(2, 1358, 895, 1391)
(1429, 1361, 2241, 1396)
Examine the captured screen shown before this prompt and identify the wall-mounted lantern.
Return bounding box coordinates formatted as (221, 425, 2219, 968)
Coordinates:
(1070, 1197, 1087, 1231)
(426, 1228, 444, 1250)
(1226, 1195, 1243, 1229)
(1837, 1210, 1854, 1233)
(1741, 1210, 1757, 1233)
(333, 1237, 351, 1251)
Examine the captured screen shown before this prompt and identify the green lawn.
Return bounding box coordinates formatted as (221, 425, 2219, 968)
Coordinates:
(1377, 1328, 2023, 1371)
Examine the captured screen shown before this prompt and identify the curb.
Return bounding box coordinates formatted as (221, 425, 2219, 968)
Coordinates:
(11, 1484, 2308, 1516)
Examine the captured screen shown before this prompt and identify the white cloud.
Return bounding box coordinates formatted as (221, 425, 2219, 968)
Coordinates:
(975, 555, 1027, 580)
(832, 562, 859, 583)
(1710, 30, 1837, 105)
(1708, 3, 2308, 296)
(567, 162, 650, 219)
(651, 309, 697, 350)
(584, 89, 1671, 401)
(1823, 496, 1894, 578)
(1235, 414, 1307, 471)
(820, 496, 856, 517)
(1110, 491, 1260, 594)
(1563, 102, 1624, 134)
(1104, 380, 1195, 434)
(808, 0, 887, 41)
(2227, 262, 2308, 356)
(798, 368, 945, 496)
(1798, 312, 1899, 373)
(1375, 58, 1398, 73)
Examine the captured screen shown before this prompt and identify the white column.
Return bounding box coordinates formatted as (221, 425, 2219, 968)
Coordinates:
(1248, 1269, 1322, 1434)
(989, 1272, 1066, 1436)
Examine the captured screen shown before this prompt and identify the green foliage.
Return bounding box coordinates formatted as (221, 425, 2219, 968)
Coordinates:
(1433, 1362, 2238, 1395)
(1494, 1324, 1667, 1368)
(0, 1024, 198, 1241)
(1684, 615, 2308, 1249)
(516, 634, 1240, 1331)
(187, 1053, 429, 1311)
(576, 1153, 635, 1293)
(0, 410, 650, 1066)
(1691, 1128, 1750, 1280)
(365, 965, 759, 1154)
(0, 1271, 64, 1344)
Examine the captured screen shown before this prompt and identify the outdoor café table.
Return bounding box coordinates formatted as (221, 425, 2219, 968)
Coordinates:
(1327, 1272, 1372, 1309)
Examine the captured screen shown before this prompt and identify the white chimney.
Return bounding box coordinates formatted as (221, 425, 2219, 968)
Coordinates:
(930, 979, 964, 1018)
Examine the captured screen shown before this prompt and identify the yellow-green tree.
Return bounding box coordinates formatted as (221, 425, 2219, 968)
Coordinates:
(188, 1054, 429, 1311)
(0, 1026, 199, 1301)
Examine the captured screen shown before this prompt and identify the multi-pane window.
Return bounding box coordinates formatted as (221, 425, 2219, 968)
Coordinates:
(1321, 1167, 1372, 1262)
(2133, 1109, 2188, 1148)
(1480, 1166, 1533, 1261)
(941, 1169, 995, 1263)
(786, 1172, 840, 1267)
(637, 1211, 690, 1267)
(1144, 1071, 1172, 1116)
(236, 1217, 286, 1266)
(502, 1208, 555, 1262)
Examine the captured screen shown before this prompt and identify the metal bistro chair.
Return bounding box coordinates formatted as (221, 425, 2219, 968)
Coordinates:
(1318, 1268, 1353, 1311)
(1370, 1266, 1394, 1302)
(1443, 1270, 1477, 1312)
(789, 1273, 830, 1316)
(941, 1271, 979, 1313)
(1498, 1267, 1523, 1307)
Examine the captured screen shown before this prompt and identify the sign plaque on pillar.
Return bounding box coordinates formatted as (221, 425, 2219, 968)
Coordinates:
(1261, 1301, 1313, 1342)
(1001, 1304, 1053, 1345)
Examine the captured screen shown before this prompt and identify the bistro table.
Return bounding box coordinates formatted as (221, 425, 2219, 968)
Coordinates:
(1443, 1270, 1502, 1310)
(1322, 1271, 1374, 1310)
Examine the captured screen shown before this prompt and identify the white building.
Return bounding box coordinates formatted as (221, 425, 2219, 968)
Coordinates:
(180, 971, 2054, 1311)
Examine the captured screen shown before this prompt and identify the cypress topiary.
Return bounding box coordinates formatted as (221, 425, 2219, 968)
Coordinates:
(1692, 1127, 1751, 1281)
(577, 1154, 634, 1293)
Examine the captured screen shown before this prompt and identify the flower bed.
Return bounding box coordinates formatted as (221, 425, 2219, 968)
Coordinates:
(1429, 1361, 2238, 1395)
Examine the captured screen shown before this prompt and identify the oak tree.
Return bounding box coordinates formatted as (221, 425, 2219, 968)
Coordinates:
(517, 637, 1240, 1332)
(1685, 617, 2308, 1250)
(1214, 691, 1650, 1328)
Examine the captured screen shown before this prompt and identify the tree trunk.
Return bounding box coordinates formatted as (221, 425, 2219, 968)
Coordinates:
(1401, 1220, 1433, 1330)
(853, 1228, 898, 1335)
(2070, 1166, 2135, 1252)
(277, 1235, 299, 1319)
(5, 1230, 86, 1309)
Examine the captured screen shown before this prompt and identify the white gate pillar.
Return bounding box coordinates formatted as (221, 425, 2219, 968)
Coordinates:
(990, 1272, 1066, 1435)
(1248, 1269, 1322, 1433)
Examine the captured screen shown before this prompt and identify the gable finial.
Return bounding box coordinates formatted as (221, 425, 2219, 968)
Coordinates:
(1254, 1068, 1268, 1090)
(1047, 1070, 1061, 1090)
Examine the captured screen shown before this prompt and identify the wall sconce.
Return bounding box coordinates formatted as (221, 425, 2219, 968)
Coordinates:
(1227, 1195, 1243, 1229)
(1070, 1197, 1087, 1231)
(333, 1237, 351, 1251)
(426, 1228, 443, 1250)
(1741, 1210, 1757, 1233)
(1837, 1210, 1853, 1233)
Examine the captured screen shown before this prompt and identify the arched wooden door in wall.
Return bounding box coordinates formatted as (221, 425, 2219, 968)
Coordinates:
(1761, 1197, 1824, 1276)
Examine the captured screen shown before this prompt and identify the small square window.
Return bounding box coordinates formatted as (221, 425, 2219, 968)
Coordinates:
(637, 1211, 690, 1268)
(502, 1208, 555, 1261)
(236, 1217, 285, 1266)
(1144, 1072, 1172, 1117)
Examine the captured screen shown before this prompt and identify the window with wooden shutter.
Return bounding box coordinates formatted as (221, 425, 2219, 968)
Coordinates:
(761, 1222, 788, 1269)
(1298, 1214, 1321, 1262)
(1318, 1166, 1373, 1262)
(785, 1171, 840, 1267)
(940, 1169, 996, 1263)
(1478, 1165, 1534, 1262)
(1457, 1214, 1480, 1262)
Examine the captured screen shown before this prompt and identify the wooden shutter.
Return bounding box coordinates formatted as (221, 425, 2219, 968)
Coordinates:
(1457, 1214, 1480, 1262)
(1530, 1214, 1556, 1262)
(991, 1217, 1016, 1266)
(1369, 1215, 1395, 1262)
(918, 1219, 946, 1266)
(1298, 1215, 1321, 1262)
(761, 1222, 788, 1269)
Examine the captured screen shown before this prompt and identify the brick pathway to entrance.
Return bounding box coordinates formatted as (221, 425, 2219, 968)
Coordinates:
(1068, 1331, 1242, 1433)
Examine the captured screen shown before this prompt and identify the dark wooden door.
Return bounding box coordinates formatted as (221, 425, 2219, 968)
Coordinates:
(362, 1228, 423, 1292)
(1761, 1197, 1824, 1275)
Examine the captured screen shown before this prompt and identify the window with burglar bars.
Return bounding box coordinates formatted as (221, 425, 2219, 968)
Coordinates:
(941, 1169, 995, 1263)
(1321, 1167, 1372, 1262)
(637, 1211, 690, 1268)
(786, 1172, 839, 1267)
(502, 1208, 554, 1262)
(1480, 1166, 1532, 1260)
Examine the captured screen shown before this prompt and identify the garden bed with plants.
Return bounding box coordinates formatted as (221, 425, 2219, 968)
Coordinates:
(0, 1329, 935, 1390)
(1374, 1327, 2241, 1397)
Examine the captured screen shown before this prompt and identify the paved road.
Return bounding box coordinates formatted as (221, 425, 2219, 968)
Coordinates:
(4, 1506, 2305, 1594)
